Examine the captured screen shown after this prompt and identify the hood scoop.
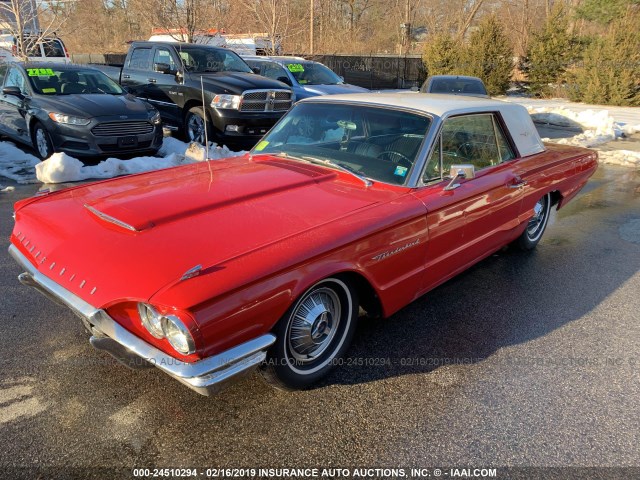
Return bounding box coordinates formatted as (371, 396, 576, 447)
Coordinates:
(84, 204, 152, 232)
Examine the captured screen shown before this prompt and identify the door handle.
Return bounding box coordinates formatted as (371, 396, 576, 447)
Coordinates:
(147, 78, 157, 84)
(122, 74, 130, 79)
(508, 180, 527, 189)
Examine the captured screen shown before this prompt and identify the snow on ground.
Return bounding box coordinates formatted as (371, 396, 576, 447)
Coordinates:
(0, 137, 245, 185)
(503, 97, 640, 168)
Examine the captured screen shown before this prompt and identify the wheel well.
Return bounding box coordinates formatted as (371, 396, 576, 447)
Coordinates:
(183, 100, 206, 120)
(549, 190, 562, 209)
(334, 271, 383, 319)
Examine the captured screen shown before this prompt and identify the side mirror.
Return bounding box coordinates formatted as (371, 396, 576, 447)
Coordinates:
(444, 164, 475, 191)
(2, 86, 23, 98)
(154, 62, 173, 74)
(251, 67, 261, 74)
(276, 76, 292, 86)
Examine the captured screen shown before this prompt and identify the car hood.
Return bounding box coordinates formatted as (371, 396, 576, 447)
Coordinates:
(193, 72, 289, 95)
(298, 83, 369, 97)
(35, 93, 152, 118)
(12, 155, 403, 309)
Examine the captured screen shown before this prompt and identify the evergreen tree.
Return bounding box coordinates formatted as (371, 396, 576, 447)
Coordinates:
(526, 5, 576, 97)
(464, 15, 514, 96)
(422, 33, 466, 77)
(576, 0, 639, 25)
(569, 14, 640, 106)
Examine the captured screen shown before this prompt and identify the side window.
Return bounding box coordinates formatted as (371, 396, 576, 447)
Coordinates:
(43, 39, 65, 58)
(128, 47, 152, 71)
(262, 62, 287, 82)
(4, 67, 27, 93)
(153, 48, 177, 72)
(441, 114, 513, 172)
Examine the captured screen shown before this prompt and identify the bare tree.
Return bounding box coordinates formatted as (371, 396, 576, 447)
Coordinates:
(0, 0, 71, 59)
(149, 0, 211, 43)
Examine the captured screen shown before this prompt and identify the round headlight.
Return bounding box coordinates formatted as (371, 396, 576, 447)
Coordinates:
(161, 315, 195, 354)
(137, 303, 164, 338)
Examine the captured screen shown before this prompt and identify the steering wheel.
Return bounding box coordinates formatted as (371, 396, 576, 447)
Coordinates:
(377, 150, 413, 168)
(455, 142, 474, 159)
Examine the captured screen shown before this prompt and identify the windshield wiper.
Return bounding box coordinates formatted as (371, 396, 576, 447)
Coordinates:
(301, 155, 372, 187)
(273, 152, 371, 187)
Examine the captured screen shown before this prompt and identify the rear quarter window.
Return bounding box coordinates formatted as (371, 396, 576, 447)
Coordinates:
(128, 47, 152, 71)
(43, 39, 65, 58)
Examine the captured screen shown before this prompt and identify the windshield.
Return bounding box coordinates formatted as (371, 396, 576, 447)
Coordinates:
(284, 62, 343, 86)
(177, 46, 252, 73)
(423, 77, 487, 95)
(27, 67, 124, 95)
(252, 103, 432, 186)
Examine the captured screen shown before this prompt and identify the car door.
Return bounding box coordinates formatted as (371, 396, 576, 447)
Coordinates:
(122, 46, 153, 99)
(414, 113, 524, 293)
(145, 46, 183, 127)
(441, 113, 524, 265)
(0, 66, 31, 142)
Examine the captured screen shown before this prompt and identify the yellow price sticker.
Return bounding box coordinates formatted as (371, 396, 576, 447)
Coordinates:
(254, 140, 269, 151)
(42, 88, 56, 93)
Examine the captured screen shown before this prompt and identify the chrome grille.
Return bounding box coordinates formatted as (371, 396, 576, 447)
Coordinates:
(91, 121, 154, 137)
(240, 89, 292, 112)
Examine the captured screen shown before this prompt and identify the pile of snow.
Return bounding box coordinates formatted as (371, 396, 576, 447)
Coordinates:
(528, 106, 640, 148)
(1, 185, 15, 193)
(597, 150, 640, 168)
(0, 142, 40, 184)
(0, 137, 245, 185)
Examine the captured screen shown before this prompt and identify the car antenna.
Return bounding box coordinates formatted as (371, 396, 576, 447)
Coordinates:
(200, 75, 210, 161)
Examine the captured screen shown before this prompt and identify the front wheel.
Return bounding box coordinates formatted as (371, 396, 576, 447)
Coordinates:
(184, 106, 213, 145)
(515, 193, 551, 250)
(32, 122, 55, 159)
(260, 277, 358, 391)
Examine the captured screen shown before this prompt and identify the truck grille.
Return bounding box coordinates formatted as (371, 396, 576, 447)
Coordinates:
(240, 89, 292, 112)
(91, 121, 155, 137)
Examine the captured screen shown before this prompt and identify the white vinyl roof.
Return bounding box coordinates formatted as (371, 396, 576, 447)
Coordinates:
(302, 92, 546, 158)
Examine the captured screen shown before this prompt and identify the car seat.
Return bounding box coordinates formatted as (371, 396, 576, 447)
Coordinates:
(60, 71, 85, 94)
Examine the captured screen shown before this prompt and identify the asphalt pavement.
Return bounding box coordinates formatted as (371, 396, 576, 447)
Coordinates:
(0, 164, 639, 480)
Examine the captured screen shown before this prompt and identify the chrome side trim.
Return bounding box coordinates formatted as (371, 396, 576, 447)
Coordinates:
(9, 244, 276, 396)
(84, 204, 139, 232)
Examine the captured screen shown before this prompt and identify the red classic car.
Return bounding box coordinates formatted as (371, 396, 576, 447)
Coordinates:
(9, 93, 597, 395)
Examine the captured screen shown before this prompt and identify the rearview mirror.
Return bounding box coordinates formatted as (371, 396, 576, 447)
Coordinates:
(154, 62, 173, 74)
(2, 86, 23, 98)
(251, 67, 261, 74)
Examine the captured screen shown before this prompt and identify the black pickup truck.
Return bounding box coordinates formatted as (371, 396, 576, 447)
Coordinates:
(95, 41, 293, 149)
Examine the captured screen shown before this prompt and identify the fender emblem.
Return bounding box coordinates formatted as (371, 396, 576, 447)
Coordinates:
(372, 239, 420, 261)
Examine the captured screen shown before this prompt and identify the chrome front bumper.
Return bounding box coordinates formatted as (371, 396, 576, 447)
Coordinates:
(9, 244, 276, 396)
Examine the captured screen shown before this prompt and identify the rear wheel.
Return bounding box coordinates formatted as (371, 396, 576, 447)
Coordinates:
(184, 106, 213, 145)
(32, 122, 54, 160)
(515, 193, 551, 250)
(260, 277, 358, 391)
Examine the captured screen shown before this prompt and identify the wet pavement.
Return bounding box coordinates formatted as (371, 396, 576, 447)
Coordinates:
(0, 165, 639, 478)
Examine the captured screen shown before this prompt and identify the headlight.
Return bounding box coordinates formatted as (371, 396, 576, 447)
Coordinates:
(150, 110, 162, 125)
(211, 94, 241, 110)
(137, 303, 164, 338)
(161, 315, 196, 354)
(48, 112, 91, 125)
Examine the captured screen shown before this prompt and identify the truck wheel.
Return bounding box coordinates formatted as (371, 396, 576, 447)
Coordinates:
(32, 122, 55, 160)
(184, 106, 212, 145)
(260, 277, 358, 391)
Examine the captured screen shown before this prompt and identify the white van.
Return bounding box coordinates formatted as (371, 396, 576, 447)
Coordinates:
(0, 34, 70, 64)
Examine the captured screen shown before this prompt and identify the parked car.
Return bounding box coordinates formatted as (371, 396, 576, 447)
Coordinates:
(421, 75, 489, 97)
(243, 56, 369, 100)
(0, 62, 163, 159)
(93, 41, 293, 149)
(0, 34, 70, 64)
(9, 93, 597, 395)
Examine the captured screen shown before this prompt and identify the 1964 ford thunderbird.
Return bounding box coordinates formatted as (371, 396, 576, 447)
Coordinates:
(9, 93, 598, 395)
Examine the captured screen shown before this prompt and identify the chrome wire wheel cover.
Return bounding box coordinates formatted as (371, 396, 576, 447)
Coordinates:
(187, 113, 205, 144)
(36, 128, 50, 158)
(527, 194, 550, 242)
(286, 287, 341, 364)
